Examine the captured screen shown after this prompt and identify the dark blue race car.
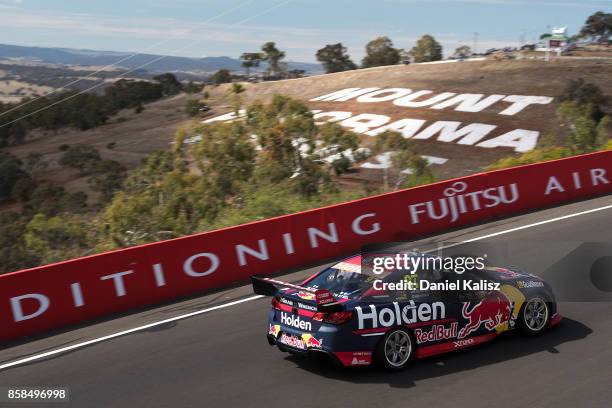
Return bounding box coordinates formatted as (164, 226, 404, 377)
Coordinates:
(252, 254, 561, 370)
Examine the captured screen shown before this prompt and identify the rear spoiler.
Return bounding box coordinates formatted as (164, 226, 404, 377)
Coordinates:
(251, 276, 343, 312)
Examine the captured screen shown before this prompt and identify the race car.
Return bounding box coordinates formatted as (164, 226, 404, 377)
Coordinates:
(252, 253, 561, 370)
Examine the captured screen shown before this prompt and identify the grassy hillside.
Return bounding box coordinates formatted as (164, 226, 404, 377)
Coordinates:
(5, 58, 611, 202)
(0, 58, 610, 273)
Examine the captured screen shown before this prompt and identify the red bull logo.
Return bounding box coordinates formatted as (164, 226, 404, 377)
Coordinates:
(414, 323, 458, 344)
(458, 291, 512, 339)
(269, 324, 281, 337)
(296, 291, 316, 301)
(493, 267, 525, 279)
(279, 333, 305, 349)
(301, 333, 324, 348)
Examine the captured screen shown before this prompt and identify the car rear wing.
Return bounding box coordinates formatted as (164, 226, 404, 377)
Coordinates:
(251, 276, 343, 312)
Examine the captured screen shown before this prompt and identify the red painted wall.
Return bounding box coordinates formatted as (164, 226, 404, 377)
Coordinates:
(1, 151, 611, 342)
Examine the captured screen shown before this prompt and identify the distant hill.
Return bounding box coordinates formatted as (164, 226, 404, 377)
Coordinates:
(0, 43, 323, 74)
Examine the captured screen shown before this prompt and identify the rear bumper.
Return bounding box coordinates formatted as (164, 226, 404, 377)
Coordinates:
(267, 334, 340, 364)
(550, 313, 563, 327)
(267, 334, 373, 367)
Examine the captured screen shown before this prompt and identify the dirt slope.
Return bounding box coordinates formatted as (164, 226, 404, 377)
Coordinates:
(228, 58, 611, 180)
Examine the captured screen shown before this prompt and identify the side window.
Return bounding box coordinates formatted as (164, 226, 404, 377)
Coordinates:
(386, 273, 417, 301)
(390, 269, 444, 302)
(416, 269, 444, 302)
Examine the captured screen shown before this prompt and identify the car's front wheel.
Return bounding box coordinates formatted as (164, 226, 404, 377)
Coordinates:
(376, 328, 414, 371)
(517, 296, 550, 336)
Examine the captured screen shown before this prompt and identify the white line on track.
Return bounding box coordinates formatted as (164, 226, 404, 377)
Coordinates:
(433, 203, 612, 251)
(0, 295, 263, 370)
(2, 201, 611, 371)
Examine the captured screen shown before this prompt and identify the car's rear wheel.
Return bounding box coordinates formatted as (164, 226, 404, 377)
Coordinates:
(518, 296, 550, 336)
(376, 328, 414, 371)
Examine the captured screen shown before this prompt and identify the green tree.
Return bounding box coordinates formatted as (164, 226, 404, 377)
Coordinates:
(100, 121, 257, 248)
(24, 153, 48, 176)
(558, 79, 610, 152)
(316, 43, 357, 73)
(59, 144, 102, 173)
(23, 185, 88, 216)
(96, 95, 374, 251)
(24, 214, 89, 264)
(579, 11, 612, 39)
(361, 37, 401, 68)
(0, 152, 34, 202)
(372, 131, 435, 190)
(318, 123, 361, 175)
(183, 81, 204, 94)
(453, 45, 472, 58)
(487, 147, 573, 170)
(261, 42, 286, 77)
(231, 83, 245, 94)
(248, 95, 321, 189)
(88, 160, 127, 202)
(411, 35, 443, 63)
(596, 116, 611, 147)
(211, 69, 232, 84)
(185, 99, 209, 116)
(560, 78, 609, 121)
(231, 83, 246, 113)
(240, 52, 263, 75)
(0, 212, 39, 273)
(153, 73, 183, 96)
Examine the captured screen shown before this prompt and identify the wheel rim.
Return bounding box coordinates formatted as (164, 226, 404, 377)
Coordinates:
(524, 298, 548, 331)
(384, 330, 412, 367)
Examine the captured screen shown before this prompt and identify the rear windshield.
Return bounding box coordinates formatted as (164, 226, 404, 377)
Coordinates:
(304, 260, 454, 300)
(305, 267, 374, 300)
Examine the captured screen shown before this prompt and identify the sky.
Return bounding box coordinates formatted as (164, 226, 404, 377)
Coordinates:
(0, 0, 610, 62)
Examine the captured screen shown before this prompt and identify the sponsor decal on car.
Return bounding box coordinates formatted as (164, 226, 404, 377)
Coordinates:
(355, 301, 446, 329)
(301, 333, 324, 348)
(297, 302, 317, 311)
(279, 297, 294, 306)
(458, 291, 512, 339)
(351, 357, 370, 366)
(296, 291, 316, 301)
(517, 280, 545, 289)
(414, 323, 458, 344)
(279, 333, 305, 350)
(500, 284, 527, 324)
(269, 324, 281, 337)
(280, 312, 312, 331)
(492, 267, 526, 279)
(453, 338, 475, 348)
(333, 351, 373, 366)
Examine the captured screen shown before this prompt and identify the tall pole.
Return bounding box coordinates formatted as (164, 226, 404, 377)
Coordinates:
(545, 26, 550, 62)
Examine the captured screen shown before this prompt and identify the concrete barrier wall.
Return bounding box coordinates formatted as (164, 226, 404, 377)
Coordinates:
(1, 150, 610, 342)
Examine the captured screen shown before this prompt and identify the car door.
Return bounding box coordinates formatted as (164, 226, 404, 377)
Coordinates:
(388, 269, 461, 345)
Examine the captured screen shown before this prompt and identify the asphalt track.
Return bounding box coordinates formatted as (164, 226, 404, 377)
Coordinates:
(1, 195, 612, 408)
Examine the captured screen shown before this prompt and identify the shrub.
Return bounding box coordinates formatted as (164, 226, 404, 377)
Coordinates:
(59, 144, 102, 173)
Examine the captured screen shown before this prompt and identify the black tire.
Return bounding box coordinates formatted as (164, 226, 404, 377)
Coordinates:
(375, 328, 415, 371)
(517, 296, 550, 336)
